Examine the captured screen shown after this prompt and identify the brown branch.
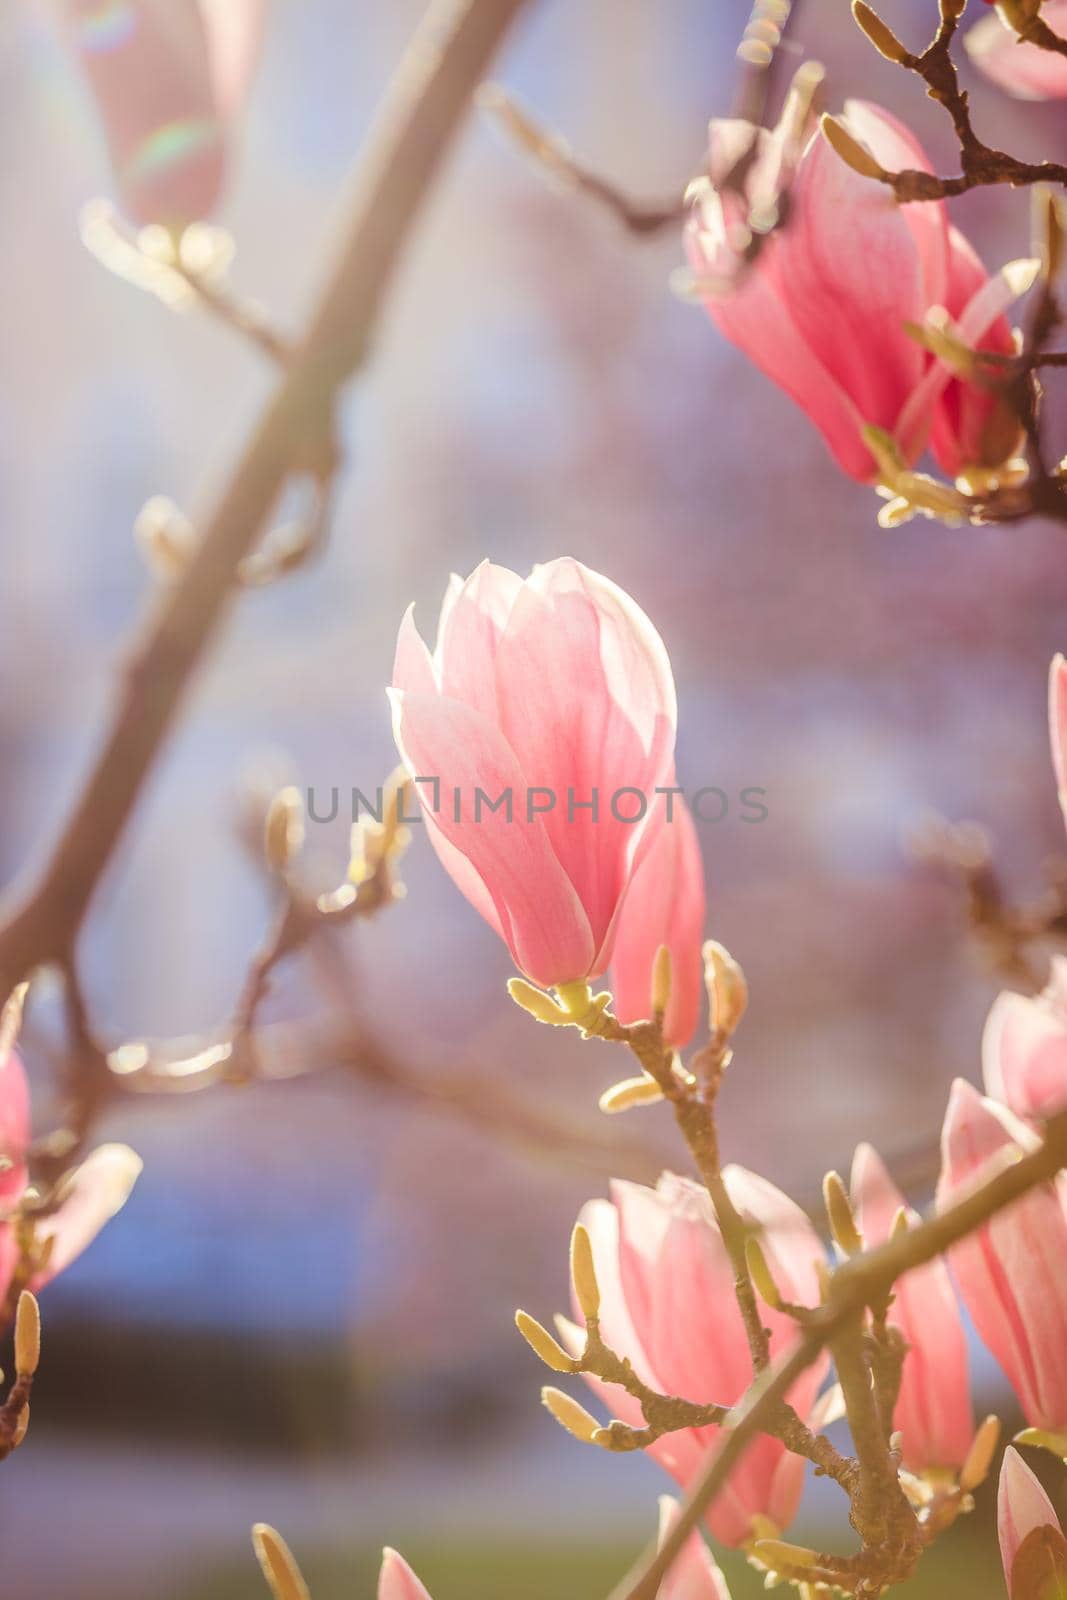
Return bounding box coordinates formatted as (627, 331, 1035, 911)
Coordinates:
(0, 0, 530, 1007)
(609, 1103, 1067, 1600)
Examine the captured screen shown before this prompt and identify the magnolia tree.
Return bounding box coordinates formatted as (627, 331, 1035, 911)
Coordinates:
(9, 2, 1067, 1599)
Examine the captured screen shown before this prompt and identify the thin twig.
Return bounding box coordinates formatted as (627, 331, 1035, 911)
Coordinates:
(0, 0, 530, 1007)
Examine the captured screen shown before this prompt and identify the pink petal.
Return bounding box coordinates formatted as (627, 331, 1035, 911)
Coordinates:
(379, 1548, 433, 1600)
(927, 237, 1035, 477)
(610, 796, 706, 1046)
(389, 688, 594, 986)
(966, 3, 1067, 100)
(851, 1144, 973, 1469)
(34, 1144, 142, 1286)
(63, 0, 227, 225)
(197, 0, 264, 115)
(842, 101, 949, 311)
(983, 961, 1067, 1119)
(392, 605, 439, 699)
(435, 561, 523, 723)
(688, 220, 873, 480)
(999, 1448, 1061, 1594)
(656, 1496, 732, 1600)
(938, 1082, 1067, 1428)
(778, 114, 929, 444)
(492, 560, 677, 969)
(1050, 655, 1067, 817)
(0, 1050, 31, 1206)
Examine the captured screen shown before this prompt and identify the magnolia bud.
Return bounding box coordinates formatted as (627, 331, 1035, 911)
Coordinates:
(650, 944, 672, 1022)
(541, 1386, 601, 1444)
(746, 1236, 783, 1310)
(570, 1223, 601, 1322)
(598, 1074, 665, 1114)
(702, 941, 748, 1038)
(251, 1524, 311, 1600)
(820, 114, 888, 182)
(852, 1, 911, 62)
(515, 1310, 577, 1374)
(264, 787, 305, 873)
(959, 1414, 1001, 1491)
(14, 1292, 40, 1379)
(823, 1171, 863, 1256)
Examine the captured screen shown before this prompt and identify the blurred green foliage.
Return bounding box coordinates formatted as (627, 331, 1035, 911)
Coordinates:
(184, 1517, 1000, 1599)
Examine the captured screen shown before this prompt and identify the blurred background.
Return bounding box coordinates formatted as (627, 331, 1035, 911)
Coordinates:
(2, 0, 1067, 1594)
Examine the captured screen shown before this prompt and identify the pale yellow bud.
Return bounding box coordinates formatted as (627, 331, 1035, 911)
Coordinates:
(823, 1171, 863, 1256)
(755, 1536, 825, 1574)
(702, 941, 748, 1037)
(252, 1524, 311, 1600)
(852, 1, 911, 61)
(541, 1386, 601, 1444)
(0, 983, 28, 1063)
(11, 1404, 29, 1449)
(264, 787, 305, 873)
(570, 1223, 600, 1322)
(820, 114, 888, 182)
(753, 1539, 821, 1572)
(515, 1310, 577, 1374)
(745, 1237, 783, 1310)
(651, 944, 672, 1021)
(506, 978, 567, 1025)
(14, 1292, 39, 1379)
(959, 1414, 1001, 1491)
(598, 1075, 665, 1114)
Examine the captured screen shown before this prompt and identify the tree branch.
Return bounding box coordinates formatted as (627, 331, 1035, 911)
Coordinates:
(0, 0, 530, 1004)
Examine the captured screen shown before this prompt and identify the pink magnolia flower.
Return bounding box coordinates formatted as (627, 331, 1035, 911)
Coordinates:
(967, 1, 1067, 99)
(63, 0, 264, 225)
(656, 1497, 732, 1600)
(390, 560, 677, 991)
(561, 1171, 832, 1547)
(610, 793, 706, 1047)
(379, 1548, 433, 1600)
(0, 1049, 141, 1305)
(998, 1448, 1066, 1598)
(984, 956, 1067, 1120)
(937, 1079, 1067, 1432)
(687, 99, 1031, 482)
(850, 1143, 973, 1471)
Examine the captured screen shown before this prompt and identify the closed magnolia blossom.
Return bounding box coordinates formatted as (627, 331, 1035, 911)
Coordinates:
(937, 1080, 1067, 1433)
(998, 1448, 1067, 1599)
(850, 1144, 973, 1471)
(687, 97, 1032, 483)
(390, 560, 678, 992)
(984, 956, 1067, 1120)
(0, 1049, 142, 1304)
(610, 792, 706, 1047)
(967, 1, 1067, 99)
(64, 0, 264, 226)
(560, 1171, 832, 1547)
(379, 1548, 432, 1600)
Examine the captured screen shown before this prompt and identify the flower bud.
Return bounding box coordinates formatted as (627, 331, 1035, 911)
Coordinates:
(14, 1292, 39, 1379)
(264, 787, 305, 874)
(251, 1524, 311, 1600)
(820, 114, 888, 181)
(703, 941, 748, 1038)
(823, 1170, 863, 1256)
(852, 1, 911, 62)
(515, 1310, 577, 1374)
(541, 1386, 601, 1444)
(570, 1223, 601, 1322)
